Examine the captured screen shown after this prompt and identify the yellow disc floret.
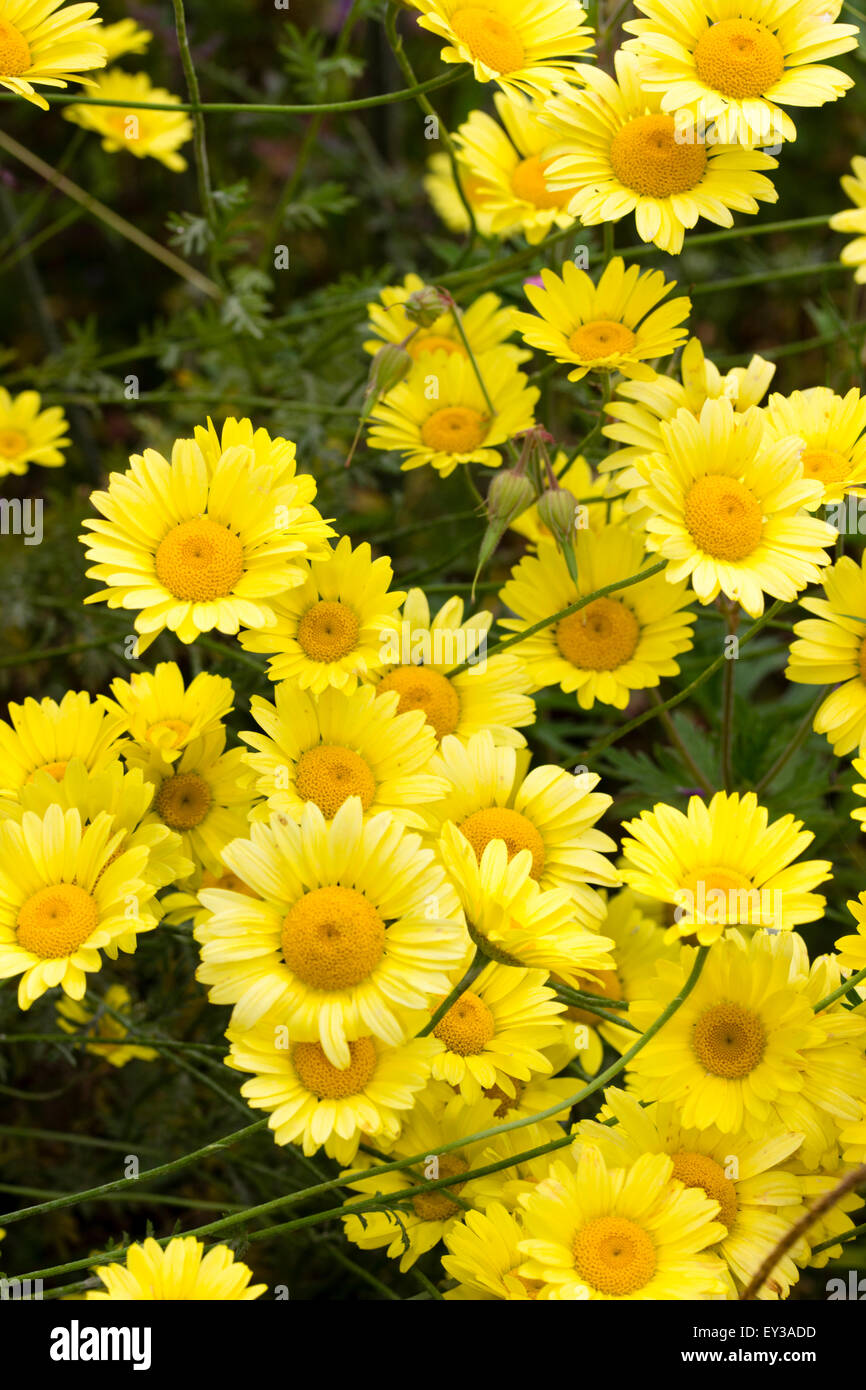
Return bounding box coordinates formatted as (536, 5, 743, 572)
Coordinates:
(434, 989, 496, 1055)
(411, 1154, 469, 1220)
(670, 1150, 739, 1230)
(155, 771, 213, 830)
(692, 1002, 767, 1078)
(511, 155, 577, 209)
(800, 448, 851, 486)
(568, 321, 637, 359)
(297, 601, 360, 662)
(573, 1215, 657, 1295)
(0, 427, 29, 457)
(377, 665, 461, 739)
(292, 1036, 378, 1097)
(16, 884, 99, 959)
(27, 761, 68, 783)
(609, 114, 708, 198)
(155, 518, 244, 601)
(294, 745, 377, 819)
(555, 598, 640, 671)
(693, 19, 785, 100)
(459, 806, 546, 878)
(683, 474, 763, 561)
(0, 20, 31, 77)
(281, 885, 386, 990)
(450, 8, 525, 73)
(409, 335, 465, 359)
(421, 406, 488, 454)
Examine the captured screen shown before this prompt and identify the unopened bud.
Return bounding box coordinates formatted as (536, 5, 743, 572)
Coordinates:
(367, 341, 413, 401)
(487, 468, 536, 526)
(537, 487, 578, 547)
(404, 285, 448, 328)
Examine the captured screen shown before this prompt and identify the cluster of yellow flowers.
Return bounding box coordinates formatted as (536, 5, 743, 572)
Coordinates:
(3, 0, 866, 1304)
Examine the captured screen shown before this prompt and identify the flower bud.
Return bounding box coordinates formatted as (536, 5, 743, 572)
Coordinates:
(404, 286, 449, 328)
(486, 468, 536, 527)
(366, 341, 413, 401)
(537, 487, 579, 548)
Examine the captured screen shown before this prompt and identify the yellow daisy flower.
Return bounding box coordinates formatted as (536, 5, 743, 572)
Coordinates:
(763, 386, 866, 504)
(100, 662, 235, 770)
(0, 0, 106, 110)
(411, 0, 594, 101)
(424, 150, 498, 235)
(363, 274, 527, 363)
(195, 798, 467, 1066)
(0, 804, 158, 1011)
(453, 92, 582, 244)
(573, 1087, 807, 1299)
(601, 337, 777, 493)
(632, 399, 835, 617)
(542, 51, 778, 255)
(438, 822, 615, 980)
(627, 930, 866, 1159)
(238, 536, 405, 692)
(80, 434, 333, 653)
(86, 1236, 266, 1300)
(0, 690, 125, 799)
(367, 348, 538, 477)
(622, 0, 858, 145)
(370, 586, 534, 748)
(786, 551, 866, 757)
(514, 256, 691, 383)
(56, 983, 159, 1067)
(0, 387, 69, 477)
(64, 69, 193, 171)
(140, 730, 253, 881)
(241, 681, 445, 828)
(225, 1021, 441, 1163)
(2, 756, 194, 892)
(423, 960, 565, 1101)
(443, 1202, 541, 1299)
(498, 525, 697, 709)
(619, 790, 831, 945)
(830, 154, 866, 285)
(517, 1147, 727, 1300)
(98, 18, 151, 63)
(427, 729, 618, 917)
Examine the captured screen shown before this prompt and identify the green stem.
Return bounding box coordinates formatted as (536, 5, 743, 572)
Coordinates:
(648, 690, 714, 796)
(171, 0, 217, 233)
(721, 603, 740, 791)
(450, 559, 667, 676)
(0, 130, 221, 299)
(417, 951, 484, 1037)
(753, 690, 826, 796)
(385, 2, 477, 238)
(0, 1121, 266, 1228)
(0, 71, 464, 115)
(813, 964, 866, 1014)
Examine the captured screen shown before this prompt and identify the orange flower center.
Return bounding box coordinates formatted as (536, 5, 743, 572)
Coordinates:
(155, 518, 244, 602)
(693, 19, 785, 100)
(450, 8, 525, 74)
(610, 113, 708, 198)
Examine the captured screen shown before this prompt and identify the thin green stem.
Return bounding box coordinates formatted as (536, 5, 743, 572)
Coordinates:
(648, 691, 714, 795)
(721, 603, 740, 791)
(0, 71, 464, 115)
(450, 559, 667, 676)
(171, 0, 217, 232)
(753, 690, 826, 796)
(0, 1122, 266, 1228)
(813, 965, 866, 1014)
(417, 951, 484, 1037)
